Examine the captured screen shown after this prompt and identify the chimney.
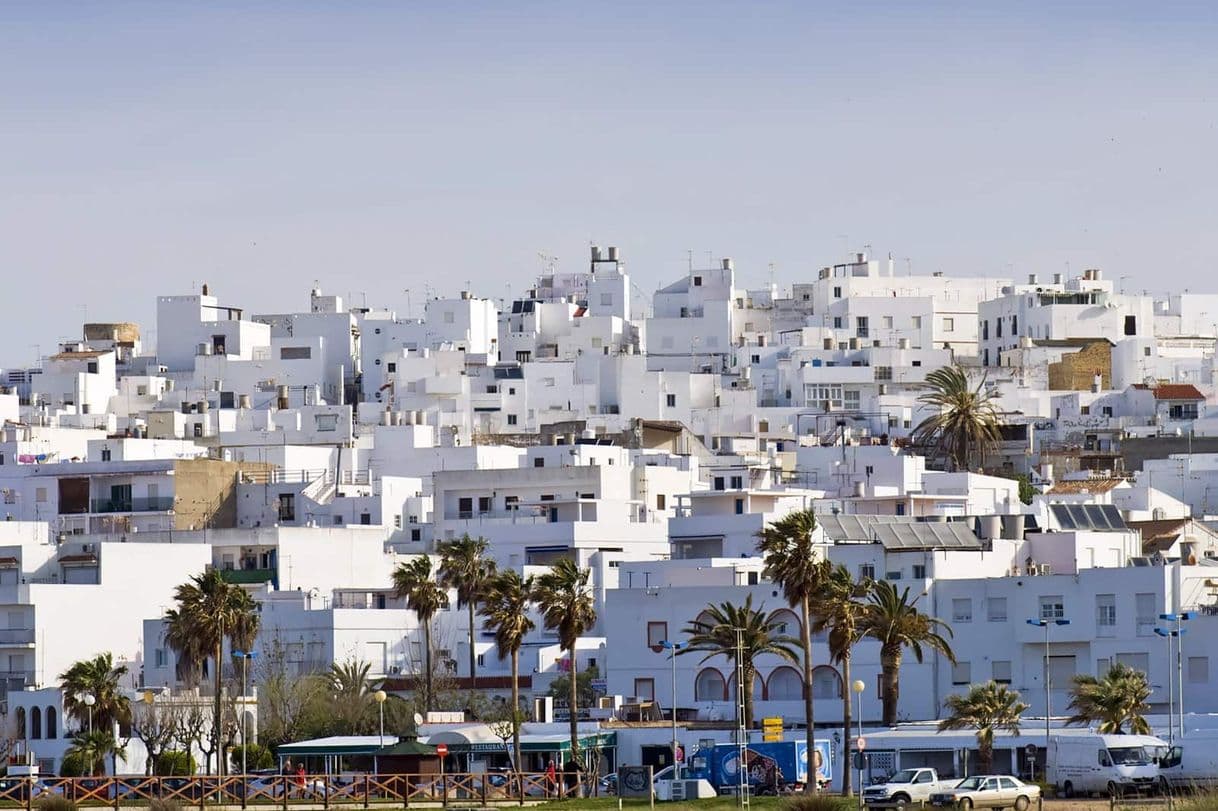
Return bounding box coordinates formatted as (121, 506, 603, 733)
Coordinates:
(1028, 273, 1039, 285)
(722, 258, 734, 271)
(607, 246, 619, 262)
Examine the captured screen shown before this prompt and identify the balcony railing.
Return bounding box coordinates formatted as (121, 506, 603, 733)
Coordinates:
(89, 497, 174, 513)
(0, 630, 35, 645)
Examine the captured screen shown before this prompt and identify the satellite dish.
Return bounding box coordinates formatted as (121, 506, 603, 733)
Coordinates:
(413, 712, 424, 727)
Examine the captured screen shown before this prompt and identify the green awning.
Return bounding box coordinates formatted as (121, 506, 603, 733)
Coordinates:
(376, 740, 438, 756)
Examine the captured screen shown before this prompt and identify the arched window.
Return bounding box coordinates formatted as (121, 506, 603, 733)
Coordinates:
(46, 707, 57, 740)
(770, 609, 801, 637)
(29, 707, 41, 740)
(692, 610, 717, 633)
(766, 666, 804, 700)
(811, 665, 843, 699)
(15, 707, 25, 739)
(694, 667, 727, 701)
(728, 673, 764, 704)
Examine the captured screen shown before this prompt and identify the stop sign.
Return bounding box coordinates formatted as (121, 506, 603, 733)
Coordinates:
(436, 743, 449, 757)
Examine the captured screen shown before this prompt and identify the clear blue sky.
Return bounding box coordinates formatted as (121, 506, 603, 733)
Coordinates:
(3, 1, 1217, 363)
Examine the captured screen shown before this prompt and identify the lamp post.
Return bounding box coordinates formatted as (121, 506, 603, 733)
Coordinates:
(1027, 617, 1070, 775)
(659, 640, 686, 778)
(233, 650, 258, 776)
(142, 691, 156, 775)
(852, 679, 865, 803)
(1153, 628, 1178, 744)
(1160, 612, 1194, 739)
(374, 690, 388, 746)
(82, 692, 96, 734)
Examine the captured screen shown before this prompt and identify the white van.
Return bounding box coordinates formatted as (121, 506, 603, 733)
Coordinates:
(1047, 734, 1166, 797)
(1157, 733, 1218, 792)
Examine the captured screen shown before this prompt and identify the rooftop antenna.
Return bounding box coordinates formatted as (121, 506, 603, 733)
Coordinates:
(537, 251, 557, 274)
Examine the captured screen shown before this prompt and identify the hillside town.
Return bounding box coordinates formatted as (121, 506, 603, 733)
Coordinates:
(2, 247, 1218, 792)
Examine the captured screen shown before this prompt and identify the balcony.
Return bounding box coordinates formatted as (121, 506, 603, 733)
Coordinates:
(89, 497, 174, 513)
(219, 568, 277, 586)
(0, 630, 35, 645)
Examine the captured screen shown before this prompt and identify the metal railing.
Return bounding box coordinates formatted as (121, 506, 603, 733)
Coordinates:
(0, 771, 603, 808)
(88, 497, 175, 514)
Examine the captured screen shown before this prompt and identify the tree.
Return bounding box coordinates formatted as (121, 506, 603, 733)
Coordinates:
(811, 565, 872, 795)
(130, 695, 181, 775)
(911, 365, 1002, 471)
(254, 636, 331, 748)
(859, 581, 956, 726)
(756, 508, 828, 744)
(163, 569, 260, 776)
(392, 556, 449, 712)
(481, 568, 536, 769)
(59, 653, 132, 774)
(680, 596, 799, 729)
(533, 558, 597, 760)
(327, 659, 375, 734)
(939, 681, 1029, 773)
(546, 664, 600, 710)
(1066, 663, 1152, 734)
(438, 534, 497, 689)
(63, 730, 125, 776)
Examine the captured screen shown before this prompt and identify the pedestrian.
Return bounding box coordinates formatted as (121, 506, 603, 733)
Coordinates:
(563, 757, 580, 798)
(296, 763, 308, 798)
(545, 759, 557, 797)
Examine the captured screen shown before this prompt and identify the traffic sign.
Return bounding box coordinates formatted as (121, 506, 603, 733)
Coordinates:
(762, 717, 783, 728)
(763, 734, 783, 742)
(1025, 744, 1037, 757)
(856, 737, 866, 751)
(435, 743, 449, 757)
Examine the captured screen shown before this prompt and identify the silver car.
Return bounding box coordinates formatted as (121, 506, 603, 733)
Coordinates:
(930, 775, 1041, 810)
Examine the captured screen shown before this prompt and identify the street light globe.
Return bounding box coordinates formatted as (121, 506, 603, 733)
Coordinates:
(851, 679, 866, 694)
(142, 690, 155, 705)
(83, 694, 96, 707)
(374, 690, 387, 704)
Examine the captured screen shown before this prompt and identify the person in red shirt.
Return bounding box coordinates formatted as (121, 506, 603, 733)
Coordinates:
(545, 759, 557, 797)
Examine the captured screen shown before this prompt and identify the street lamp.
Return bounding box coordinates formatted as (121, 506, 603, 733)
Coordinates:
(852, 679, 865, 801)
(1160, 612, 1194, 740)
(374, 690, 388, 746)
(81, 692, 96, 734)
(232, 650, 258, 776)
(142, 691, 156, 775)
(1027, 617, 1070, 773)
(659, 641, 686, 778)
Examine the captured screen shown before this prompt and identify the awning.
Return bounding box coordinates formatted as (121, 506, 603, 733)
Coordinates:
(421, 726, 615, 754)
(375, 739, 437, 756)
(277, 736, 391, 757)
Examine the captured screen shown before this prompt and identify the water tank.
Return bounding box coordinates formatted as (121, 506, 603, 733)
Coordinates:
(722, 258, 734, 271)
(276, 385, 289, 410)
(381, 409, 392, 427)
(979, 515, 1002, 540)
(853, 481, 866, 497)
(238, 394, 251, 409)
(1053, 273, 1063, 285)
(1028, 273, 1039, 285)
(590, 245, 601, 262)
(607, 246, 619, 262)
(197, 342, 212, 356)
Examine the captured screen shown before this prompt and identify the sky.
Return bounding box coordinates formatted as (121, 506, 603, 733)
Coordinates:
(2, 1, 1217, 364)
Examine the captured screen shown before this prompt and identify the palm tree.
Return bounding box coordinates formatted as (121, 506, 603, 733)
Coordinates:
(680, 596, 800, 729)
(911, 365, 1002, 471)
(438, 534, 497, 688)
(163, 569, 260, 775)
(1066, 663, 1152, 734)
(327, 659, 375, 734)
(756, 508, 828, 742)
(533, 558, 597, 760)
(811, 565, 872, 795)
(859, 581, 955, 726)
(481, 569, 536, 769)
(391, 556, 449, 712)
(64, 730, 125, 776)
(939, 681, 1029, 773)
(59, 653, 132, 774)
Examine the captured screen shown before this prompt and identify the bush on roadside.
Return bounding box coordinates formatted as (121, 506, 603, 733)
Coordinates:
(786, 793, 857, 811)
(229, 743, 275, 771)
(154, 750, 197, 776)
(36, 796, 78, 811)
(149, 798, 183, 811)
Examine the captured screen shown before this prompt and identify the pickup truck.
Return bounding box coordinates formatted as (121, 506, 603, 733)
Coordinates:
(862, 768, 951, 808)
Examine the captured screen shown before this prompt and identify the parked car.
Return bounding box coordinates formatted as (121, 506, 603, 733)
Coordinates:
(930, 775, 1041, 810)
(863, 768, 950, 807)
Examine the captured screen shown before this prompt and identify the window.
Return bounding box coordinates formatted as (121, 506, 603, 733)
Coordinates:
(154, 648, 167, 667)
(45, 708, 56, 740)
(1096, 594, 1116, 636)
(1011, 315, 1018, 335)
(1124, 315, 1137, 335)
(987, 597, 1007, 622)
(734, 498, 744, 515)
(533, 457, 545, 468)
(992, 660, 1012, 684)
(874, 366, 892, 381)
(634, 678, 655, 701)
(1135, 593, 1156, 636)
(912, 316, 922, 329)
(713, 477, 725, 491)
(600, 292, 613, 306)
(996, 318, 1003, 338)
(730, 475, 744, 489)
(458, 497, 473, 518)
(393, 514, 402, 529)
(942, 317, 955, 332)
(886, 571, 902, 581)
(833, 316, 843, 329)
(1188, 656, 1209, 684)
(856, 316, 869, 338)
(808, 384, 844, 408)
(833, 286, 842, 298)
(751, 354, 761, 364)
(693, 276, 703, 287)
(1115, 652, 1150, 674)
(882, 316, 893, 329)
(982, 320, 989, 340)
(1097, 657, 1110, 674)
(952, 661, 972, 685)
(912, 564, 926, 579)
(666, 394, 676, 408)
(315, 413, 339, 432)
(1039, 595, 1065, 620)
(859, 563, 876, 580)
(35, 487, 46, 503)
(647, 622, 668, 649)
(193, 423, 203, 438)
(656, 494, 666, 510)
(507, 414, 518, 426)
(279, 346, 312, 360)
(695, 668, 727, 700)
(411, 528, 421, 541)
(30, 707, 40, 740)
(386, 362, 396, 373)
(844, 389, 860, 409)
(952, 598, 973, 623)
(277, 494, 295, 522)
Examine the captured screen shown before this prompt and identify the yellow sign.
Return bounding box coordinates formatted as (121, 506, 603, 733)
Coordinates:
(763, 732, 783, 742)
(762, 717, 783, 728)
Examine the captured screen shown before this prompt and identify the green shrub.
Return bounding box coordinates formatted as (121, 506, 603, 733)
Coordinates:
(36, 796, 78, 811)
(230, 743, 275, 772)
(785, 794, 856, 811)
(58, 752, 88, 777)
(154, 750, 197, 776)
(149, 799, 183, 811)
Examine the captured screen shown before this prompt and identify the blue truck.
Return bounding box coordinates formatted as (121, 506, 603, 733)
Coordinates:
(685, 740, 833, 794)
